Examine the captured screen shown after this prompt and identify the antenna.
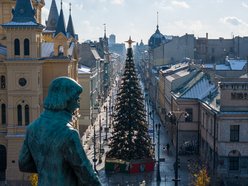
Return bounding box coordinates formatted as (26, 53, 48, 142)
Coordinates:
(61, 0, 63, 10)
(104, 23, 106, 38)
(69, 3, 71, 15)
(157, 11, 159, 29)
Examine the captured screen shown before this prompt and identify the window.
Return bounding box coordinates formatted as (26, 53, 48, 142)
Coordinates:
(185, 108, 193, 122)
(58, 45, 64, 56)
(230, 125, 239, 142)
(229, 157, 239, 170)
(1, 104, 6, 125)
(24, 39, 30, 56)
(17, 105, 22, 126)
(202, 112, 205, 127)
(24, 105, 29, 125)
(14, 39, 20, 55)
(0, 76, 5, 89)
(0, 145, 7, 181)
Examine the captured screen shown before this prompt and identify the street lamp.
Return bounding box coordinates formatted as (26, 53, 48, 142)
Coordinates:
(146, 94, 150, 127)
(168, 110, 189, 186)
(104, 105, 108, 141)
(93, 125, 97, 172)
(109, 95, 112, 128)
(98, 115, 102, 163)
(150, 108, 155, 144)
(155, 123, 161, 182)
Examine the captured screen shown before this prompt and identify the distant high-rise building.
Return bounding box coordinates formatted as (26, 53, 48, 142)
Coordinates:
(109, 34, 116, 46)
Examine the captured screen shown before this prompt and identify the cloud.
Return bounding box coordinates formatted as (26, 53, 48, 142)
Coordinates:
(172, 20, 204, 33)
(154, 0, 189, 10)
(154, 0, 170, 9)
(41, 7, 49, 25)
(75, 3, 84, 11)
(111, 0, 124, 5)
(78, 20, 102, 42)
(171, 1, 190, 8)
(219, 16, 248, 37)
(242, 2, 248, 8)
(221, 16, 243, 26)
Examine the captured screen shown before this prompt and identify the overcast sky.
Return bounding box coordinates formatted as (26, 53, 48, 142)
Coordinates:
(42, 0, 248, 44)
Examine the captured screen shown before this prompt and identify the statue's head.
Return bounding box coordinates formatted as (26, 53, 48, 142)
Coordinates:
(44, 76, 83, 113)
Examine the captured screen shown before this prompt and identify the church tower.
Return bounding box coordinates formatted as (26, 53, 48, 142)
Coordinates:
(0, 0, 79, 183)
(0, 0, 44, 46)
(43, 0, 59, 42)
(67, 3, 75, 39)
(53, 1, 69, 57)
(1, 0, 44, 182)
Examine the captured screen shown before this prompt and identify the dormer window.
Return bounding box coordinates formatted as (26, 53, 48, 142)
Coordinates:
(14, 39, 20, 56)
(24, 39, 30, 56)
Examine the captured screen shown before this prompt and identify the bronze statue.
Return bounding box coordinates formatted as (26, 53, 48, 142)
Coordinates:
(19, 76, 101, 186)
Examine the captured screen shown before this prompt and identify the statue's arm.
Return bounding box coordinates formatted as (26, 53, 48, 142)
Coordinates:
(65, 130, 101, 186)
(19, 131, 37, 173)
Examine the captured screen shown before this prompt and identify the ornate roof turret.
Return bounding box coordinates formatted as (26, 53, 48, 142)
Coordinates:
(45, 0, 59, 31)
(55, 1, 66, 37)
(11, 0, 36, 23)
(148, 12, 166, 49)
(1, 0, 44, 28)
(67, 3, 75, 38)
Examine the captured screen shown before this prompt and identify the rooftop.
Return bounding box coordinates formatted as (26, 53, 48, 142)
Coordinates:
(174, 72, 216, 100)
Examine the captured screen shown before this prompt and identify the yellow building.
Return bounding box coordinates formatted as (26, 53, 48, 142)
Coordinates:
(0, 0, 79, 184)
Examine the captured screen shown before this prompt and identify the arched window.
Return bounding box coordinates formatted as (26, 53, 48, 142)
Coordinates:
(0, 76, 5, 89)
(58, 45, 64, 56)
(24, 39, 30, 56)
(1, 104, 6, 125)
(17, 104, 22, 126)
(25, 105, 29, 125)
(14, 39, 20, 56)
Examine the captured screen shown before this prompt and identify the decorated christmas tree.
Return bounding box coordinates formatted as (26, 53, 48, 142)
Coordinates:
(107, 37, 153, 161)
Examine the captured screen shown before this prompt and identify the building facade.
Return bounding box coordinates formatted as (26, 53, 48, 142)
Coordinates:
(200, 77, 248, 184)
(157, 62, 248, 184)
(0, 0, 79, 184)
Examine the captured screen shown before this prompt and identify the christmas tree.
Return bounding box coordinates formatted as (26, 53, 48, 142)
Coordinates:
(108, 37, 153, 161)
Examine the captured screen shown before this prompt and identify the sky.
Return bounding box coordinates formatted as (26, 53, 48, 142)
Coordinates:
(42, 0, 248, 44)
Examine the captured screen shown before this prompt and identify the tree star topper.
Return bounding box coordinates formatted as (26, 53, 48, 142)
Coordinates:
(125, 36, 135, 48)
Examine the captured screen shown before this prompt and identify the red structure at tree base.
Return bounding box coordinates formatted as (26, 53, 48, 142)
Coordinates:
(105, 157, 155, 174)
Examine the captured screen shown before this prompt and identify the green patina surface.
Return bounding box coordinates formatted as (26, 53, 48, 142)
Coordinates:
(19, 77, 101, 186)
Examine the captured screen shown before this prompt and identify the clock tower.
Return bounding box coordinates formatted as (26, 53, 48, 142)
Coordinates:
(1, 0, 44, 182)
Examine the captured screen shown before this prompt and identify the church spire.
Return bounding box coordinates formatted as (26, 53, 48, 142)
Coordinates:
(11, 0, 36, 23)
(156, 11, 159, 30)
(45, 0, 59, 31)
(67, 3, 75, 38)
(55, 0, 66, 37)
